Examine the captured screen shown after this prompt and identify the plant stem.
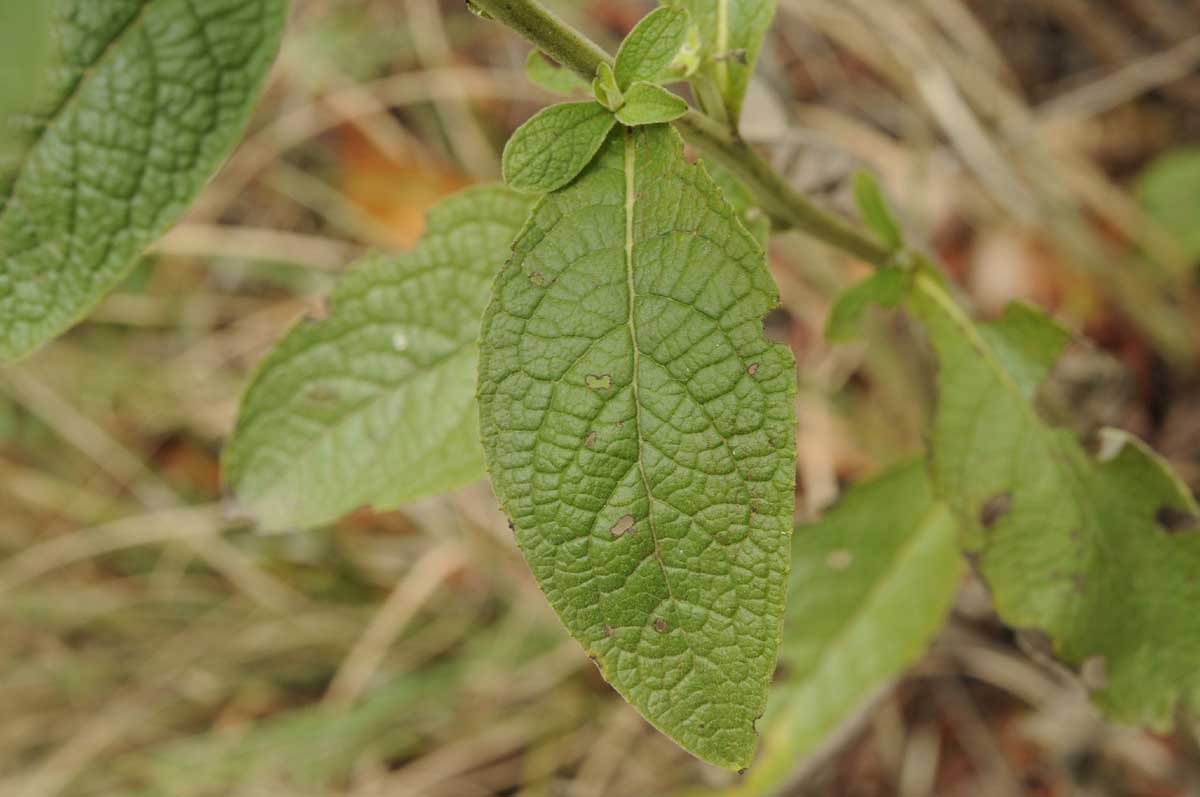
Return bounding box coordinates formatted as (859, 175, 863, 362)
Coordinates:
(469, 0, 893, 267)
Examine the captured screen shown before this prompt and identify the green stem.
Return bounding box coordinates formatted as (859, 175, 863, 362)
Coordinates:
(469, 0, 893, 267)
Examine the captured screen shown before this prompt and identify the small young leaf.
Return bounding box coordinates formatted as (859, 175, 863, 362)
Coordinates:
(502, 101, 616, 193)
(614, 6, 691, 91)
(667, 0, 777, 124)
(909, 272, 1200, 727)
(591, 62, 624, 111)
(525, 49, 588, 96)
(0, 0, 290, 360)
(852, 170, 903, 251)
(479, 125, 797, 770)
(825, 267, 907, 343)
(736, 461, 961, 795)
(224, 186, 534, 531)
(613, 82, 688, 126)
(1135, 146, 1200, 263)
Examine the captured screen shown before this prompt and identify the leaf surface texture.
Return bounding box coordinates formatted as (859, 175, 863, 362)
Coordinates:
(479, 124, 796, 770)
(0, 0, 289, 359)
(226, 186, 534, 530)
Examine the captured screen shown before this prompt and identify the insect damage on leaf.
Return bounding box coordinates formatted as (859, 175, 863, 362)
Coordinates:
(479, 123, 796, 770)
(909, 272, 1200, 728)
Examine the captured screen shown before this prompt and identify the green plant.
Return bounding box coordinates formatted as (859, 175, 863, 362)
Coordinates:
(3, 0, 1198, 785)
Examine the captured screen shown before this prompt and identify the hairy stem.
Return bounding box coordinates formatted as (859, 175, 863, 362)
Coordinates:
(469, 0, 892, 267)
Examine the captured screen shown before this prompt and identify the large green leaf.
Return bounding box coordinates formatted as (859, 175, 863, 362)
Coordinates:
(734, 461, 961, 795)
(478, 124, 796, 770)
(665, 0, 777, 124)
(225, 186, 534, 531)
(909, 270, 1200, 725)
(0, 0, 290, 360)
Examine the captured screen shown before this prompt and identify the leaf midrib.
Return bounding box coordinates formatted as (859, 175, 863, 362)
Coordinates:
(623, 127, 683, 626)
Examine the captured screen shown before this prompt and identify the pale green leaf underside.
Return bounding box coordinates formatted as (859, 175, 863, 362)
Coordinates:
(0, 0, 289, 360)
(524, 49, 588, 97)
(614, 6, 690, 91)
(478, 124, 796, 770)
(225, 186, 534, 531)
(615, 82, 689, 127)
(667, 0, 777, 124)
(501, 101, 615, 194)
(735, 461, 961, 795)
(910, 273, 1200, 726)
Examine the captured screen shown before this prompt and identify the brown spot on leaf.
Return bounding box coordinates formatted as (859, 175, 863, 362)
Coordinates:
(604, 623, 614, 638)
(528, 271, 547, 287)
(653, 617, 668, 633)
(747, 362, 760, 376)
(1156, 505, 1199, 533)
(980, 492, 1012, 528)
(585, 373, 613, 391)
(584, 431, 598, 448)
(609, 514, 635, 537)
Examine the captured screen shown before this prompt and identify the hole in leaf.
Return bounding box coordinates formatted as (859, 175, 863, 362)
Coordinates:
(762, 307, 791, 344)
(1156, 505, 1199, 533)
(609, 515, 635, 537)
(980, 492, 1013, 528)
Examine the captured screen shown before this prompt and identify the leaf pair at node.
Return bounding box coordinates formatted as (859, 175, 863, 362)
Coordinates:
(502, 7, 693, 194)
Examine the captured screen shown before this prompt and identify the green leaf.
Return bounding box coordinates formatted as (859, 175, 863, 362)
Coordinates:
(614, 7, 691, 91)
(825, 267, 907, 343)
(1136, 146, 1200, 263)
(707, 161, 769, 248)
(591, 61, 624, 112)
(0, 0, 52, 136)
(613, 82, 689, 126)
(852, 170, 903, 251)
(224, 186, 534, 531)
(502, 101, 615, 193)
(734, 461, 961, 795)
(908, 271, 1200, 727)
(524, 49, 588, 96)
(0, 0, 290, 360)
(478, 124, 797, 770)
(666, 0, 777, 124)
